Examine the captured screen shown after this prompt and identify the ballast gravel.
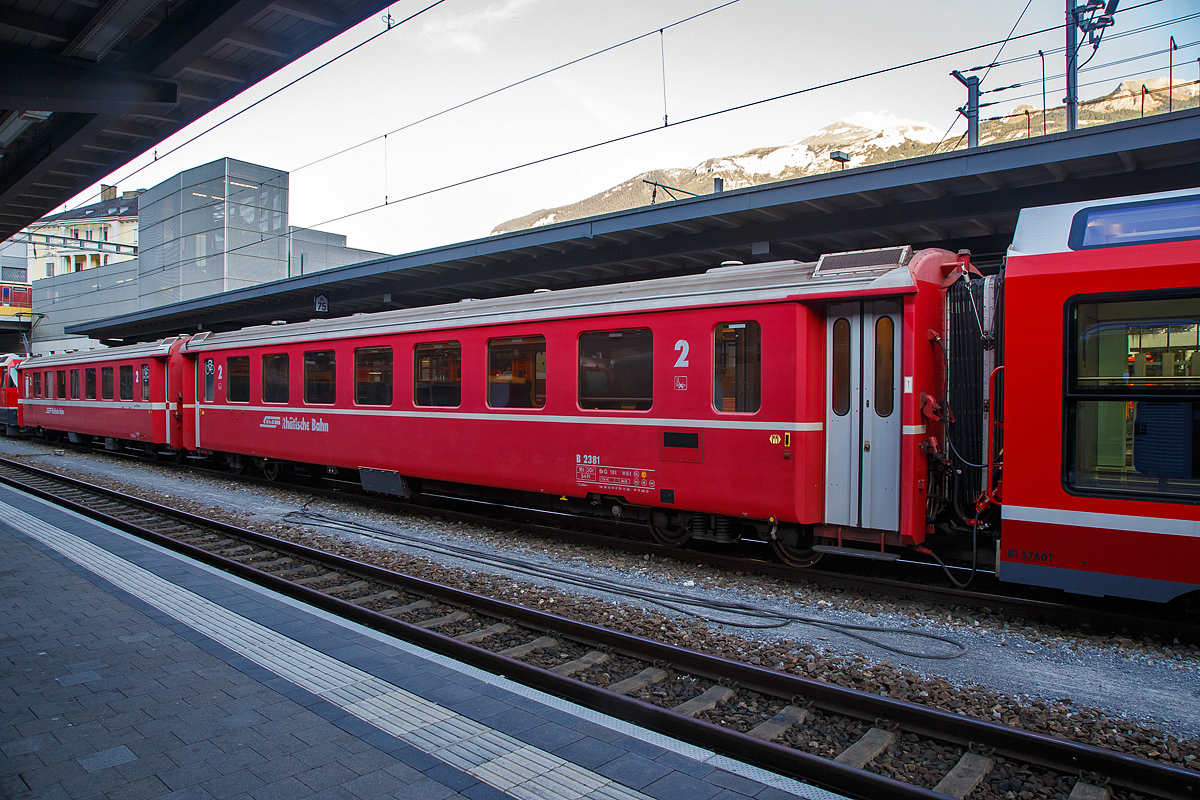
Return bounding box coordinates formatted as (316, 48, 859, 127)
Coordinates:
(1, 438, 1197, 784)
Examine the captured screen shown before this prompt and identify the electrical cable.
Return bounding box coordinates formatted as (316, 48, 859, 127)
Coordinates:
(282, 509, 968, 659)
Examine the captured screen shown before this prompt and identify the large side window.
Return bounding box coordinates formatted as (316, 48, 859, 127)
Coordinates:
(354, 347, 392, 406)
(101, 367, 113, 399)
(714, 322, 762, 413)
(832, 318, 851, 416)
(304, 350, 336, 405)
(31, 372, 40, 398)
(119, 365, 133, 400)
(56, 370, 66, 399)
(414, 342, 461, 407)
(488, 336, 545, 409)
(263, 354, 289, 403)
(578, 329, 652, 410)
(70, 369, 80, 400)
(227, 356, 250, 402)
(85, 368, 96, 400)
(204, 359, 215, 402)
(1067, 291, 1200, 501)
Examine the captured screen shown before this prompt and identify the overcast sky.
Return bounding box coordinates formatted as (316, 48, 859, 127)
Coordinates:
(65, 0, 1200, 254)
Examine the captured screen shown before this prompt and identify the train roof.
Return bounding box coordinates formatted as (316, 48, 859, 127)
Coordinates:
(1009, 187, 1200, 258)
(181, 250, 920, 352)
(19, 337, 183, 369)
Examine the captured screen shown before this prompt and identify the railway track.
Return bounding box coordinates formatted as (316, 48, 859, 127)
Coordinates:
(0, 457, 1194, 800)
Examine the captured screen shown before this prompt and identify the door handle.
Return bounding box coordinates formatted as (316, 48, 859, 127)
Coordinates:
(863, 440, 871, 452)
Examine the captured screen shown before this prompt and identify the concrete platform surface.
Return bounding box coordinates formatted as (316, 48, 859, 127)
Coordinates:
(0, 484, 847, 800)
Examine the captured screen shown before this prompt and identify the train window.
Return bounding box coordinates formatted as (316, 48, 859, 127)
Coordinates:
(714, 322, 761, 413)
(262, 354, 289, 404)
(31, 372, 40, 398)
(355, 347, 392, 406)
(304, 350, 336, 405)
(101, 367, 113, 399)
(488, 336, 546, 409)
(85, 369, 96, 400)
(204, 359, 215, 402)
(1069, 196, 1200, 250)
(1066, 290, 1200, 501)
(70, 370, 80, 400)
(141, 364, 150, 402)
(56, 370, 65, 399)
(119, 365, 133, 400)
(578, 329, 652, 411)
(874, 316, 895, 417)
(227, 357, 249, 403)
(414, 342, 461, 407)
(832, 318, 851, 416)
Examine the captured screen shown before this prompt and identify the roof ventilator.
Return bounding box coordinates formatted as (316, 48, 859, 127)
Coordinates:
(813, 245, 912, 277)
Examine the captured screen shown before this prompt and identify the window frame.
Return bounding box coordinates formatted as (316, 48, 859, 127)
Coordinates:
(712, 321, 763, 414)
(85, 368, 96, 400)
(69, 369, 80, 400)
(56, 370, 66, 399)
(227, 356, 250, 403)
(101, 367, 113, 399)
(141, 364, 150, 402)
(487, 335, 546, 410)
(204, 359, 215, 403)
(414, 341, 462, 408)
(119, 365, 133, 400)
(577, 328, 653, 411)
(1061, 287, 1200, 505)
(354, 346, 393, 407)
(262, 353, 289, 404)
(303, 350, 336, 405)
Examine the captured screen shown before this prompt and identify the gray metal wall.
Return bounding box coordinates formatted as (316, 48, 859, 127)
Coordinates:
(31, 258, 139, 353)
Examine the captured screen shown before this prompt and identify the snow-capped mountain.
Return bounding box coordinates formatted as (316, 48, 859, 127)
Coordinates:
(491, 79, 1197, 235)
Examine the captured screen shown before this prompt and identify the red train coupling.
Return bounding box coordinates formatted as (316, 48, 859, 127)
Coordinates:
(921, 393, 942, 421)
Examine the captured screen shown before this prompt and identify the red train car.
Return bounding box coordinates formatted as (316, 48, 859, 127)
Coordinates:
(18, 337, 188, 454)
(14, 188, 1200, 604)
(999, 189, 1200, 602)
(0, 353, 24, 431)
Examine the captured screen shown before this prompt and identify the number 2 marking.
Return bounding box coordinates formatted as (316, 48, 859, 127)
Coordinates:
(674, 340, 690, 368)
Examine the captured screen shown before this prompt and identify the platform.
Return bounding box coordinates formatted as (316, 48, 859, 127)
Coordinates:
(0, 485, 846, 800)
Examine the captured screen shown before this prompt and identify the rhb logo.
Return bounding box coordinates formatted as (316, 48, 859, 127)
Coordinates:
(260, 416, 281, 429)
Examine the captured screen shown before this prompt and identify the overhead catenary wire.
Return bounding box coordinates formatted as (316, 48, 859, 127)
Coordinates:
(282, 509, 968, 660)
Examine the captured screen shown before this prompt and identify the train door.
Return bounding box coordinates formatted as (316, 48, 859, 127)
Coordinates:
(824, 300, 901, 531)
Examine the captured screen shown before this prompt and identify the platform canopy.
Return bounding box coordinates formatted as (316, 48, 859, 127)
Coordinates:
(0, 0, 395, 242)
(70, 108, 1200, 346)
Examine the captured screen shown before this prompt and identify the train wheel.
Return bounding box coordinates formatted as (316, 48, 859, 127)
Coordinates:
(771, 526, 824, 568)
(649, 510, 690, 547)
(259, 459, 283, 481)
(227, 454, 248, 476)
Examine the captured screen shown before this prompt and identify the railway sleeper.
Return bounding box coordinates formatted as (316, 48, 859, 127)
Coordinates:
(609, 667, 668, 696)
(746, 705, 809, 741)
(379, 599, 432, 618)
(455, 623, 511, 643)
(415, 610, 470, 629)
(324, 580, 370, 596)
(833, 726, 899, 769)
(293, 570, 340, 585)
(931, 750, 994, 799)
(550, 650, 609, 677)
(349, 590, 399, 605)
(231, 550, 277, 562)
(672, 685, 737, 717)
(500, 636, 557, 658)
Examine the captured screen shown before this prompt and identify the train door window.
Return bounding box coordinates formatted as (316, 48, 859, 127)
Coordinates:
(1066, 290, 1200, 501)
(141, 364, 150, 402)
(354, 347, 392, 406)
(56, 370, 66, 399)
(304, 350, 336, 405)
(487, 336, 546, 409)
(85, 369, 96, 400)
(713, 322, 762, 413)
(578, 328, 653, 410)
(874, 315, 895, 417)
(414, 342, 461, 407)
(119, 365, 133, 400)
(832, 318, 851, 415)
(101, 367, 113, 399)
(204, 359, 215, 402)
(31, 372, 40, 398)
(227, 356, 249, 402)
(69, 370, 80, 399)
(262, 354, 289, 404)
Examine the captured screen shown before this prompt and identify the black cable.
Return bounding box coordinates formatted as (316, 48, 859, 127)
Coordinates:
(283, 510, 968, 659)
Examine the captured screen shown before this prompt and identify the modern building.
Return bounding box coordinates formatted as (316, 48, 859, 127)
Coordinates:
(29, 157, 387, 355)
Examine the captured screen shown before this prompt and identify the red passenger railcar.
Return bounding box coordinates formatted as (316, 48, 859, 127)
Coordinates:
(18, 337, 188, 454)
(0, 353, 24, 431)
(999, 189, 1200, 601)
